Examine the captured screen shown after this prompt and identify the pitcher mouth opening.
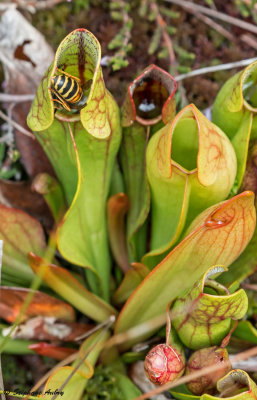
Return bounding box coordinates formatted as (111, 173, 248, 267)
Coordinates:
(49, 29, 99, 116)
(129, 65, 177, 125)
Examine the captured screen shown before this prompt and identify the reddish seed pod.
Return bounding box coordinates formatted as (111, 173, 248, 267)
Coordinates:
(186, 346, 232, 395)
(144, 344, 185, 386)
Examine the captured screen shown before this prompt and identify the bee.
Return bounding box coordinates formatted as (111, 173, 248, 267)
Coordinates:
(50, 68, 92, 112)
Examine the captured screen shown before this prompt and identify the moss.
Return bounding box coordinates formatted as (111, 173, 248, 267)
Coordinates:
(2, 355, 33, 392)
(83, 365, 122, 400)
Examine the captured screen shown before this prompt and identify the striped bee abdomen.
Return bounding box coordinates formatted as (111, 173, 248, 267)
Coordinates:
(52, 74, 83, 104)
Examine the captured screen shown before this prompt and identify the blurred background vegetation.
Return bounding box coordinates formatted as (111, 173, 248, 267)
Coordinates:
(1, 0, 257, 181)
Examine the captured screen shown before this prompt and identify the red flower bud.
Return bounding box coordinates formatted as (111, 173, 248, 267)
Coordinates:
(144, 344, 185, 385)
(186, 346, 232, 395)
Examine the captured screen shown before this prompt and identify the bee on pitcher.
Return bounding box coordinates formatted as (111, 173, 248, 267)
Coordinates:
(50, 68, 92, 112)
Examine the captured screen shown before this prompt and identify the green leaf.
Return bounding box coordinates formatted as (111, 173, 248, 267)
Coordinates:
(172, 266, 248, 349)
(217, 223, 257, 290)
(43, 330, 109, 400)
(148, 27, 162, 55)
(0, 331, 35, 355)
(27, 64, 54, 132)
(174, 45, 195, 61)
(212, 60, 257, 140)
(28, 253, 117, 322)
(111, 11, 124, 21)
(231, 111, 252, 188)
(28, 29, 112, 139)
(108, 34, 123, 50)
(112, 372, 142, 399)
(212, 71, 245, 139)
(172, 392, 199, 400)
(32, 119, 78, 206)
(115, 192, 256, 347)
(158, 47, 169, 59)
(32, 173, 66, 222)
(107, 193, 130, 273)
(109, 160, 125, 196)
(0, 205, 46, 284)
(120, 65, 177, 261)
(122, 351, 145, 363)
(233, 320, 257, 344)
(120, 123, 151, 261)
(201, 370, 257, 400)
(139, 0, 148, 17)
(171, 384, 199, 400)
(143, 104, 237, 268)
(110, 1, 121, 9)
(28, 29, 122, 300)
(166, 26, 177, 35)
(112, 263, 150, 305)
(160, 6, 180, 18)
(56, 110, 121, 300)
(177, 66, 191, 74)
(148, 10, 156, 21)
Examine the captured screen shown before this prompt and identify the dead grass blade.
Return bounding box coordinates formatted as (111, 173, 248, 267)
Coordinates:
(175, 57, 257, 82)
(165, 0, 257, 35)
(0, 109, 34, 139)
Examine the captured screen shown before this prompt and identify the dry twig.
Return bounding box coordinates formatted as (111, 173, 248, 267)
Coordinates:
(191, 11, 234, 41)
(0, 110, 34, 139)
(241, 282, 257, 291)
(165, 0, 257, 35)
(3, 0, 65, 13)
(230, 355, 257, 372)
(0, 93, 35, 103)
(191, 12, 257, 51)
(240, 33, 257, 51)
(175, 57, 257, 82)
